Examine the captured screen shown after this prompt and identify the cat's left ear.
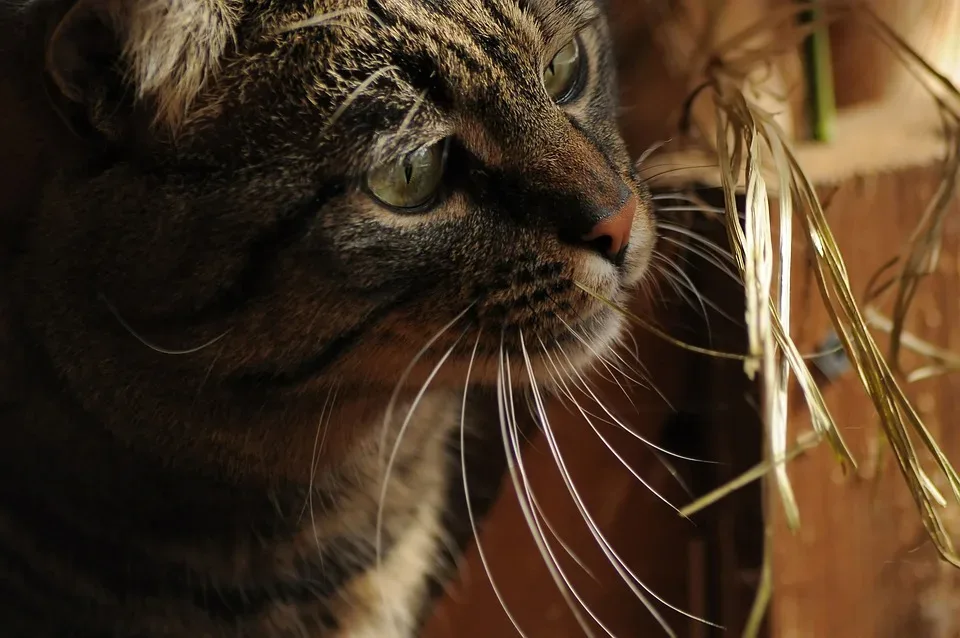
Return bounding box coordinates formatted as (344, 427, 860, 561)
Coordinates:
(45, 0, 240, 137)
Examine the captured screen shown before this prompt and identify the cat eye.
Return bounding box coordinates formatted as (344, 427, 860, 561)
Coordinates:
(543, 38, 584, 103)
(366, 141, 447, 211)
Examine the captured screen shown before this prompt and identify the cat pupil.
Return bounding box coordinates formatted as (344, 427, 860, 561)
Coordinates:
(542, 38, 582, 103)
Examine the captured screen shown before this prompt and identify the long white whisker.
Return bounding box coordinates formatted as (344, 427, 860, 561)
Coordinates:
(657, 222, 738, 263)
(303, 384, 339, 558)
(549, 311, 647, 393)
(540, 347, 682, 515)
(549, 387, 702, 497)
(654, 254, 740, 327)
(650, 256, 699, 314)
(620, 330, 642, 363)
(545, 337, 716, 466)
(547, 309, 676, 418)
(499, 336, 596, 637)
(380, 303, 475, 463)
(528, 345, 681, 636)
(655, 205, 725, 215)
(460, 331, 528, 637)
(324, 65, 402, 133)
(657, 228, 736, 265)
(300, 383, 339, 523)
(100, 294, 229, 355)
(535, 355, 721, 633)
(374, 89, 430, 159)
(636, 139, 671, 166)
(650, 252, 709, 317)
(275, 7, 387, 34)
(524, 478, 598, 581)
(514, 343, 620, 637)
(375, 330, 465, 629)
(607, 334, 673, 410)
(543, 403, 719, 633)
(658, 236, 742, 284)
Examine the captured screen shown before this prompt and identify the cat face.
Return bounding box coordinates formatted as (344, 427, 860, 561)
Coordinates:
(19, 0, 653, 427)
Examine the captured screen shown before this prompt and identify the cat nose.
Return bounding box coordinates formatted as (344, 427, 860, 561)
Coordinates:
(580, 191, 637, 266)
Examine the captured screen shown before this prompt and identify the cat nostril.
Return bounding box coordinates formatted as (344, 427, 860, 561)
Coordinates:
(582, 234, 614, 257)
(580, 194, 637, 265)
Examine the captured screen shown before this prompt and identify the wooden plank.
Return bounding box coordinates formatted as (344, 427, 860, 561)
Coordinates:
(770, 167, 960, 638)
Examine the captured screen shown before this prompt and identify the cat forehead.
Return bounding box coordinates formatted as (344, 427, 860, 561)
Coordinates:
(193, 0, 606, 167)
(256, 0, 604, 110)
(262, 0, 600, 40)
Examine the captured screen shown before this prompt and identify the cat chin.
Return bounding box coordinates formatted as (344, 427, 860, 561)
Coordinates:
(426, 308, 628, 390)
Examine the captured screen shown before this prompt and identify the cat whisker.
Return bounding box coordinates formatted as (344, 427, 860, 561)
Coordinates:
(550, 339, 716, 466)
(609, 330, 675, 408)
(520, 462, 598, 581)
(542, 295, 648, 408)
(515, 342, 623, 637)
(531, 350, 679, 637)
(618, 329, 642, 364)
(557, 311, 648, 391)
(502, 334, 597, 638)
(460, 331, 529, 637)
(650, 253, 713, 330)
(376, 327, 466, 606)
(548, 364, 693, 503)
(654, 251, 741, 329)
(379, 303, 475, 465)
(374, 89, 430, 159)
(652, 194, 745, 221)
(657, 222, 737, 263)
(192, 341, 226, 403)
(648, 255, 707, 324)
(323, 65, 403, 134)
(557, 320, 644, 410)
(636, 268, 668, 310)
(639, 164, 717, 184)
(635, 139, 671, 167)
(303, 383, 339, 558)
(542, 350, 722, 633)
(659, 236, 742, 285)
(539, 346, 681, 516)
(275, 8, 387, 35)
(653, 204, 725, 215)
(99, 293, 229, 356)
(534, 357, 686, 498)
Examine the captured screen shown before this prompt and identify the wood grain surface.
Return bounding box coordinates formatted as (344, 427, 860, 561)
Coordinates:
(770, 169, 960, 638)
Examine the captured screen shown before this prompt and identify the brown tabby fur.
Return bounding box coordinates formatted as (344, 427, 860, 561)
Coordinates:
(0, 0, 655, 635)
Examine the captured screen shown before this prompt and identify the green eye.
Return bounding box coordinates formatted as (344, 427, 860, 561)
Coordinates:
(366, 142, 446, 211)
(543, 38, 583, 103)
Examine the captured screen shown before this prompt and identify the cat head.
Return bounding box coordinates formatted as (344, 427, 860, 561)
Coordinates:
(7, 0, 655, 473)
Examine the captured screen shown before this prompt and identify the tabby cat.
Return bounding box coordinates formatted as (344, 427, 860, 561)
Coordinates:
(0, 0, 654, 635)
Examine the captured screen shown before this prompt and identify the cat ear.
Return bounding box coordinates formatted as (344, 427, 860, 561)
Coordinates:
(46, 0, 239, 135)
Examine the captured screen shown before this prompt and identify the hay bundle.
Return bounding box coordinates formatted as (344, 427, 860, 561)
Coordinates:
(600, 1, 960, 632)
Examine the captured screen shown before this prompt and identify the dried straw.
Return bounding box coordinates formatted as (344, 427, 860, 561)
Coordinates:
(588, 1, 960, 634)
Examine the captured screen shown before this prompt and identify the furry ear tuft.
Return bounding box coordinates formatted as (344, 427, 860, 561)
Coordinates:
(47, 0, 240, 133)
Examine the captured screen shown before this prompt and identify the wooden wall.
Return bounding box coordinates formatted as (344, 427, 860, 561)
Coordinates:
(769, 169, 960, 638)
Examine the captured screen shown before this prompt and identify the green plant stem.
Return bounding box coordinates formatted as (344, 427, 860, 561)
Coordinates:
(800, 3, 837, 142)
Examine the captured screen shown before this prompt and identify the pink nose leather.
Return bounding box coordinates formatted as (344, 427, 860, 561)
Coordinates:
(581, 194, 637, 260)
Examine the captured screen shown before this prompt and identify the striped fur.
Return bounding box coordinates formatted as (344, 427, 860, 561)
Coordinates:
(0, 0, 654, 635)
